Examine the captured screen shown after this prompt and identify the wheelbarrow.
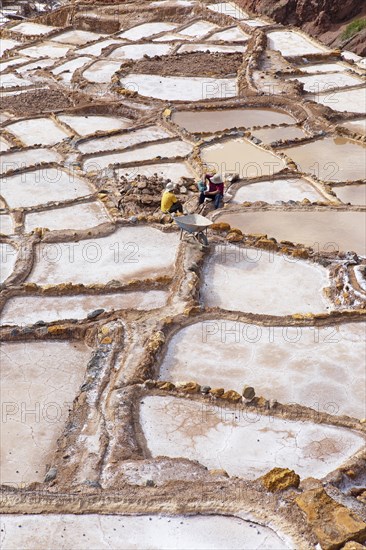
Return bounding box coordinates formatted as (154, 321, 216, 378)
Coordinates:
(174, 213, 213, 247)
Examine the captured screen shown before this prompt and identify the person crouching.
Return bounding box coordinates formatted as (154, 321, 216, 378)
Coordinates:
(199, 173, 224, 209)
(161, 182, 183, 214)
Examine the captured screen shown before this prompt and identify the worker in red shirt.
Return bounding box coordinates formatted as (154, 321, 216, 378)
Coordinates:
(198, 173, 224, 209)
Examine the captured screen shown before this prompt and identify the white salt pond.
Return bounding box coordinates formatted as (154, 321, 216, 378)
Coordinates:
(82, 60, 121, 83)
(0, 514, 290, 550)
(207, 26, 250, 42)
(288, 72, 363, 93)
(0, 242, 16, 282)
(18, 41, 74, 59)
(5, 117, 70, 146)
(108, 43, 173, 60)
(57, 114, 131, 135)
(119, 74, 237, 101)
(0, 135, 11, 152)
(116, 161, 196, 182)
(24, 201, 109, 232)
(27, 226, 179, 285)
(118, 22, 177, 41)
(218, 211, 366, 256)
(0, 73, 31, 89)
(51, 29, 103, 46)
(333, 184, 366, 206)
(160, 321, 366, 419)
(172, 108, 296, 133)
(15, 58, 56, 74)
(1, 168, 93, 208)
(308, 87, 366, 114)
(0, 341, 91, 485)
(282, 137, 366, 182)
(140, 395, 365, 479)
(233, 177, 324, 203)
(299, 62, 349, 74)
(177, 43, 246, 54)
(78, 126, 172, 154)
(0, 214, 13, 234)
(244, 19, 269, 27)
(10, 21, 56, 36)
(179, 20, 219, 38)
(267, 30, 328, 57)
(0, 148, 62, 175)
(251, 125, 307, 143)
(83, 140, 194, 172)
(51, 57, 92, 83)
(0, 38, 20, 56)
(0, 57, 29, 71)
(201, 138, 286, 178)
(77, 39, 124, 57)
(341, 118, 366, 135)
(1, 291, 168, 325)
(207, 2, 249, 20)
(202, 245, 330, 315)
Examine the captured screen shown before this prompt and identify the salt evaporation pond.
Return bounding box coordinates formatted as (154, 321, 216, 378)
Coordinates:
(0, 39, 20, 56)
(140, 396, 365, 479)
(83, 60, 122, 83)
(333, 184, 366, 205)
(267, 30, 329, 57)
(207, 2, 249, 20)
(120, 74, 237, 101)
(51, 57, 92, 83)
(24, 201, 110, 232)
(77, 39, 123, 56)
(1, 291, 168, 325)
(109, 43, 173, 60)
(202, 245, 330, 315)
(201, 138, 286, 178)
(218, 211, 366, 256)
(177, 43, 246, 53)
(299, 62, 349, 73)
(179, 20, 219, 37)
(287, 72, 363, 92)
(0, 514, 290, 550)
(1, 168, 93, 208)
(160, 321, 366, 418)
(27, 227, 179, 285)
(0, 341, 91, 484)
(0, 148, 62, 174)
(116, 161, 196, 181)
(57, 114, 131, 135)
(77, 126, 172, 154)
(341, 118, 366, 135)
(5, 117, 70, 146)
(10, 21, 56, 36)
(232, 177, 324, 203)
(51, 29, 103, 46)
(308, 87, 366, 114)
(172, 108, 296, 133)
(282, 137, 366, 181)
(118, 22, 177, 40)
(0, 214, 13, 235)
(251, 125, 307, 143)
(0, 242, 16, 282)
(0, 136, 11, 152)
(207, 26, 250, 42)
(83, 140, 193, 171)
(19, 41, 74, 58)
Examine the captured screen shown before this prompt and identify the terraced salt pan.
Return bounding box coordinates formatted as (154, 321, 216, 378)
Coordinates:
(83, 140, 193, 171)
(118, 22, 177, 41)
(24, 201, 109, 232)
(0, 135, 11, 152)
(207, 26, 250, 42)
(0, 341, 91, 484)
(218, 211, 366, 256)
(288, 72, 364, 92)
(0, 214, 13, 234)
(177, 43, 246, 53)
(308, 87, 366, 114)
(28, 226, 179, 285)
(78, 126, 172, 154)
(333, 184, 366, 206)
(82, 60, 122, 83)
(160, 321, 366, 418)
(51, 29, 103, 46)
(267, 30, 329, 57)
(1, 291, 168, 325)
(77, 39, 124, 57)
(10, 22, 56, 35)
(282, 137, 366, 182)
(0, 73, 31, 88)
(299, 62, 349, 74)
(6, 117, 70, 146)
(179, 20, 219, 38)
(119, 74, 237, 101)
(172, 108, 296, 133)
(0, 514, 290, 550)
(252, 125, 307, 143)
(233, 177, 324, 203)
(51, 57, 92, 83)
(15, 58, 56, 74)
(19, 41, 75, 59)
(57, 114, 131, 135)
(207, 2, 249, 20)
(202, 245, 330, 314)
(140, 396, 365, 479)
(153, 32, 193, 42)
(109, 43, 173, 60)
(0, 242, 16, 282)
(1, 168, 93, 208)
(0, 38, 20, 56)
(201, 138, 286, 178)
(0, 56, 29, 71)
(342, 118, 366, 135)
(116, 161, 196, 181)
(0, 148, 62, 175)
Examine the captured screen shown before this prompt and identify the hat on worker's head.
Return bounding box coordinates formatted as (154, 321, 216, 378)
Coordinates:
(165, 182, 175, 191)
(211, 174, 223, 184)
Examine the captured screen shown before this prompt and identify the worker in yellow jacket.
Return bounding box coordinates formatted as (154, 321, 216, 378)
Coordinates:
(161, 182, 183, 214)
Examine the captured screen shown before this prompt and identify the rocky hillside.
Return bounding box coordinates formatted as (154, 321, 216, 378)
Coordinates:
(237, 0, 366, 55)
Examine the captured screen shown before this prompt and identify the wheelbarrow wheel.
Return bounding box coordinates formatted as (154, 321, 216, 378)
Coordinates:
(197, 232, 208, 246)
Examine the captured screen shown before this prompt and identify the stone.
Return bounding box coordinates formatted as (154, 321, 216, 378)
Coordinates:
(227, 232, 244, 242)
(87, 308, 105, 319)
(261, 467, 300, 492)
(295, 488, 366, 550)
(221, 390, 242, 403)
(100, 336, 112, 344)
(210, 222, 231, 232)
(242, 385, 255, 400)
(44, 467, 57, 482)
(157, 381, 175, 391)
(201, 385, 211, 394)
(210, 469, 229, 477)
(342, 543, 365, 550)
(210, 387, 225, 397)
(178, 381, 201, 393)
